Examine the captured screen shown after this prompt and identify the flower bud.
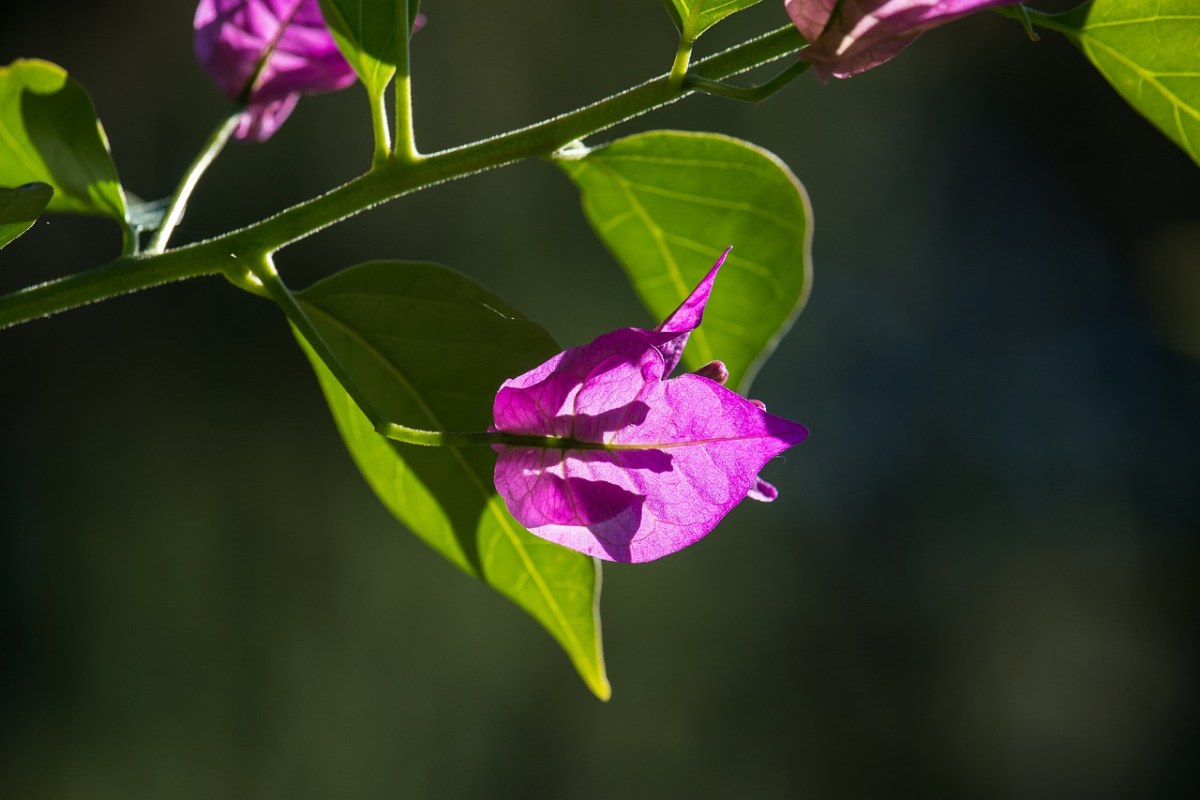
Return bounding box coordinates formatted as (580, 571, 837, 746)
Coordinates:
(194, 0, 356, 140)
(692, 360, 730, 385)
(785, 0, 1021, 81)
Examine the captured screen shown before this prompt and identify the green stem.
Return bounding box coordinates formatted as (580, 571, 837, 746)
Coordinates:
(146, 111, 241, 254)
(686, 60, 811, 104)
(393, 0, 418, 162)
(668, 37, 694, 89)
(369, 86, 393, 166)
(120, 218, 137, 257)
(0, 24, 805, 331)
(0, 249, 227, 328)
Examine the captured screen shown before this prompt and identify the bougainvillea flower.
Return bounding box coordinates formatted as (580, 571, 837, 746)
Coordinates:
(492, 250, 808, 563)
(785, 0, 1020, 80)
(194, 0, 356, 140)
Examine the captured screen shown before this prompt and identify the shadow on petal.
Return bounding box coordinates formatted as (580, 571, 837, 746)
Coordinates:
(557, 400, 650, 441)
(537, 471, 648, 563)
(587, 499, 646, 563)
(560, 475, 646, 562)
(534, 472, 640, 525)
(611, 448, 672, 474)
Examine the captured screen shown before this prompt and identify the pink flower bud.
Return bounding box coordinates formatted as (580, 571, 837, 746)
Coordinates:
(194, 0, 356, 140)
(692, 360, 731, 385)
(785, 0, 1021, 80)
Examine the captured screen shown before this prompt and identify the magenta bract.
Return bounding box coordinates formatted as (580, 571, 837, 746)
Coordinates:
(786, 0, 1020, 80)
(194, 0, 356, 140)
(491, 250, 808, 563)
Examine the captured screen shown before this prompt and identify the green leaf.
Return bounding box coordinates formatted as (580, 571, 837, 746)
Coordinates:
(294, 261, 610, 700)
(318, 0, 405, 102)
(0, 182, 52, 249)
(661, 0, 762, 40)
(0, 60, 126, 220)
(559, 130, 813, 392)
(1035, 0, 1200, 167)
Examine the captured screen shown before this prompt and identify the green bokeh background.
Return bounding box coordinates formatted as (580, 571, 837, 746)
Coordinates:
(2, 2, 1198, 797)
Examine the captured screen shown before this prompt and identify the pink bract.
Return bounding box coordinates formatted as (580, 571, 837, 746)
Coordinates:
(194, 0, 356, 140)
(785, 0, 1020, 81)
(491, 250, 808, 563)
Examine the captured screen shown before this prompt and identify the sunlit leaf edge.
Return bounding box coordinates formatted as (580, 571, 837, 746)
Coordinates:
(0, 182, 52, 249)
(0, 59, 128, 220)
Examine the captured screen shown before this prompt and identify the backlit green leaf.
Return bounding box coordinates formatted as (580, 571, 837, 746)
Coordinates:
(559, 130, 813, 392)
(1034, 0, 1200, 166)
(0, 60, 126, 220)
(0, 182, 52, 249)
(294, 261, 609, 699)
(661, 0, 762, 39)
(318, 0, 408, 102)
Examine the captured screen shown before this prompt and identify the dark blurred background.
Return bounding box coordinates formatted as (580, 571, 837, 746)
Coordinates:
(2, 2, 1198, 797)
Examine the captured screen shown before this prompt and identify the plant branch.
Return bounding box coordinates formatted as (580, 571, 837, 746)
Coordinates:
(0, 24, 805, 331)
(0, 250, 227, 329)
